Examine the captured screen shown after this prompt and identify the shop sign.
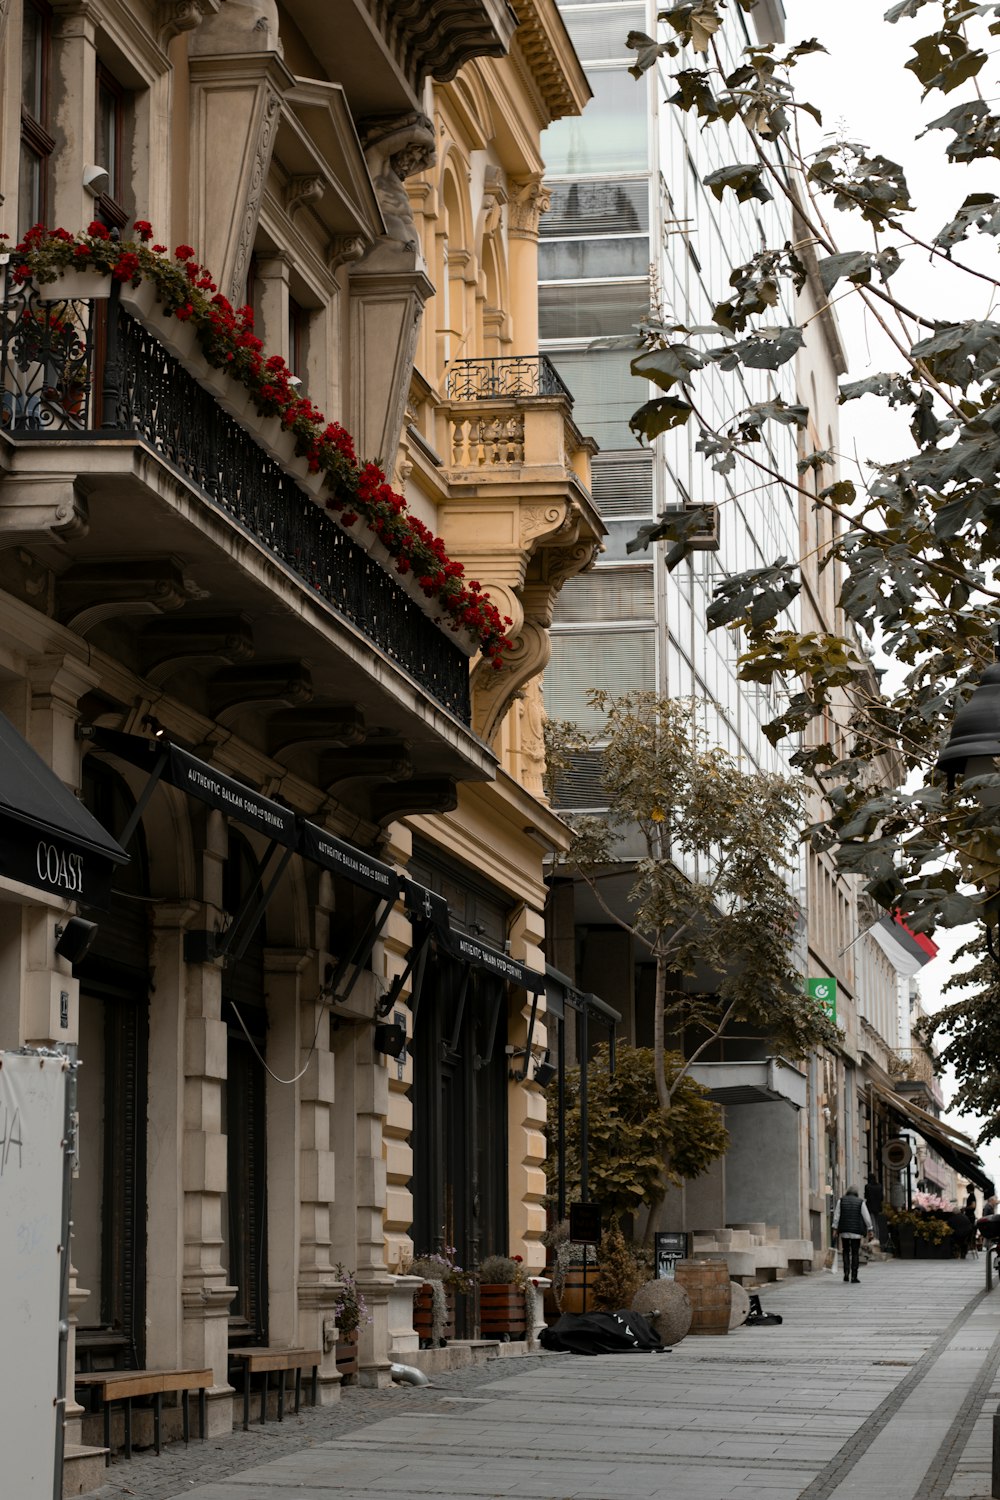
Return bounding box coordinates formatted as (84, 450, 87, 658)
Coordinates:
(0, 813, 112, 907)
(808, 976, 837, 1024)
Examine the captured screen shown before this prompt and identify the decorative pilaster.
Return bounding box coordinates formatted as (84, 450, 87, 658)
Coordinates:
(187, 50, 292, 302)
(181, 810, 236, 1430)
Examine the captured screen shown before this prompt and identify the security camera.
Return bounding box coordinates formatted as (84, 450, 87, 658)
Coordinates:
(83, 164, 110, 198)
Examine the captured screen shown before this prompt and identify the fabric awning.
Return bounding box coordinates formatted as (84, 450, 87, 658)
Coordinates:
(0, 711, 128, 908)
(403, 878, 545, 991)
(86, 727, 398, 898)
(871, 1080, 994, 1195)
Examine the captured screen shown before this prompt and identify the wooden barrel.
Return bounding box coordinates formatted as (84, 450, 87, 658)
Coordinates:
(559, 1265, 599, 1314)
(672, 1259, 731, 1335)
(479, 1283, 528, 1339)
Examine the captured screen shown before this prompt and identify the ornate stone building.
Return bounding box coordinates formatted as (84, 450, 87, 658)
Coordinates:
(0, 0, 597, 1480)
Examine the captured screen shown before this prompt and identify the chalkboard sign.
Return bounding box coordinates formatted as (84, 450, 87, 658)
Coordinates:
(654, 1230, 690, 1279)
(569, 1202, 602, 1245)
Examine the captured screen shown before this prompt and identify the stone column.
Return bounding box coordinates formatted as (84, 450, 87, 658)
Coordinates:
(507, 903, 549, 1270)
(353, 1025, 393, 1387)
(507, 176, 550, 354)
(146, 901, 201, 1371)
(182, 809, 236, 1432)
(252, 253, 291, 364)
(297, 876, 342, 1400)
(262, 948, 306, 1346)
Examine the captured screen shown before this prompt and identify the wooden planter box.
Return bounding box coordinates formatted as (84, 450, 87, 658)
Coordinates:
(336, 1330, 359, 1383)
(479, 1283, 528, 1340)
(412, 1282, 455, 1346)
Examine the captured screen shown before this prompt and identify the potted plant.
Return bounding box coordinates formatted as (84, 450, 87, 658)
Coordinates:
(885, 1202, 953, 1259)
(591, 1225, 646, 1312)
(478, 1254, 530, 1340)
(333, 1264, 372, 1383)
(405, 1246, 474, 1347)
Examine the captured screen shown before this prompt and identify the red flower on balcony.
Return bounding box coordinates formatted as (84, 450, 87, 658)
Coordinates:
(10, 223, 514, 668)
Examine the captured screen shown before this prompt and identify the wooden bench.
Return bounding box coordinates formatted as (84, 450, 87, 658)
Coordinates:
(229, 1347, 321, 1431)
(75, 1368, 212, 1464)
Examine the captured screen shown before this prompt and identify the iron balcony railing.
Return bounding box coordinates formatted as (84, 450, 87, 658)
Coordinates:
(0, 277, 471, 723)
(445, 354, 573, 403)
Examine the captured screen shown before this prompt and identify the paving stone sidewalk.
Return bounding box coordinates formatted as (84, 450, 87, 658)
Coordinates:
(89, 1256, 1000, 1500)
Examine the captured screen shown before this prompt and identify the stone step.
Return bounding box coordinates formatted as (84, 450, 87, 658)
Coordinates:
(63, 1443, 108, 1497)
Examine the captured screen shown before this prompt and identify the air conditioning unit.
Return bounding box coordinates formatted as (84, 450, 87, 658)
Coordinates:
(661, 501, 720, 552)
(882, 1137, 912, 1171)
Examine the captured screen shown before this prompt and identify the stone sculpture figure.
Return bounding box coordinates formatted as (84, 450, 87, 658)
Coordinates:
(360, 112, 437, 253)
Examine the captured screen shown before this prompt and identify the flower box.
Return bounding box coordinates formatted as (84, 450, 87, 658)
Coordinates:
(37, 268, 111, 302)
(335, 1329, 359, 1383)
(412, 1282, 455, 1346)
(479, 1283, 528, 1340)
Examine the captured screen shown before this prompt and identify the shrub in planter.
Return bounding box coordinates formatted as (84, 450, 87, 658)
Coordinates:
(478, 1254, 530, 1340)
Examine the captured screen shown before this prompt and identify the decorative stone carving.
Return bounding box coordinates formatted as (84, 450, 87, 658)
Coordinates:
(156, 0, 218, 48)
(360, 112, 437, 255)
(328, 235, 367, 272)
(0, 475, 88, 551)
(471, 619, 550, 744)
(286, 174, 325, 220)
(189, 0, 282, 55)
(508, 176, 551, 240)
(231, 85, 282, 300)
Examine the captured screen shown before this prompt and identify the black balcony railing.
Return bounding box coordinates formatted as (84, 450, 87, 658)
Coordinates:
(0, 278, 471, 723)
(445, 354, 573, 403)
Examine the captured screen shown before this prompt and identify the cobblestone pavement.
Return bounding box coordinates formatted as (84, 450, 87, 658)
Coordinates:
(87, 1257, 1000, 1500)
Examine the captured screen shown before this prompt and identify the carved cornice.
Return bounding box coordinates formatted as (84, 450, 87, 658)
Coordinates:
(508, 0, 588, 122)
(365, 0, 517, 89)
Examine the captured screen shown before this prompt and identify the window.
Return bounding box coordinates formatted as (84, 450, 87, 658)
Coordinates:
(539, 236, 649, 281)
(19, 0, 54, 235)
(545, 627, 655, 729)
(541, 180, 648, 238)
(288, 294, 308, 382)
(542, 69, 649, 176)
(544, 348, 641, 450)
(539, 279, 648, 339)
(95, 64, 129, 229)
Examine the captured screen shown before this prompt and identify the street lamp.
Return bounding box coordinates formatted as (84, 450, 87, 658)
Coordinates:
(936, 660, 1000, 959)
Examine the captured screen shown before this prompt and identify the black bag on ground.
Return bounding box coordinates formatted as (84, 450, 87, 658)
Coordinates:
(540, 1310, 667, 1355)
(745, 1293, 782, 1326)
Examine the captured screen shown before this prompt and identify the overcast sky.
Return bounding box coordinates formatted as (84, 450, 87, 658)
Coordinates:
(782, 0, 1000, 1187)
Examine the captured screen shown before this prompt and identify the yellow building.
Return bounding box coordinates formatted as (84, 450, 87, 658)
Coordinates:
(0, 0, 597, 1477)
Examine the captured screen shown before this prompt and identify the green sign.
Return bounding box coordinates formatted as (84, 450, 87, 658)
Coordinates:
(808, 977, 837, 1023)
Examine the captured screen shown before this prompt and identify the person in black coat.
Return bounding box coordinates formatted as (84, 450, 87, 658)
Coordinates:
(833, 1186, 874, 1283)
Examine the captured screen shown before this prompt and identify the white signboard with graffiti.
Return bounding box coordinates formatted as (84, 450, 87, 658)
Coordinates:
(0, 1051, 68, 1497)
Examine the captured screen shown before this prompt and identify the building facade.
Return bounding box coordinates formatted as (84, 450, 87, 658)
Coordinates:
(536, 0, 990, 1262)
(0, 0, 598, 1478)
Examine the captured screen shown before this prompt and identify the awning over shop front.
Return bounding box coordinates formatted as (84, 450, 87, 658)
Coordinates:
(871, 1079, 994, 1195)
(402, 879, 545, 991)
(0, 711, 128, 908)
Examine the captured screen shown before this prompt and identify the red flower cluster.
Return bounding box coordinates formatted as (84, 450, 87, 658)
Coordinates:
(10, 223, 515, 669)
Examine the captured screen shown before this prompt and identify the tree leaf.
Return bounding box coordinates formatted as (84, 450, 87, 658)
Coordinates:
(629, 396, 694, 440)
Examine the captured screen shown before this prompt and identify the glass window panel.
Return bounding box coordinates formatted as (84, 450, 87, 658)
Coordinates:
(545, 628, 655, 730)
(22, 5, 42, 117)
(539, 279, 647, 339)
(563, 6, 645, 63)
(540, 236, 649, 281)
(545, 348, 641, 450)
(18, 147, 43, 236)
(542, 180, 648, 237)
(553, 567, 654, 624)
(542, 69, 648, 175)
(591, 452, 654, 518)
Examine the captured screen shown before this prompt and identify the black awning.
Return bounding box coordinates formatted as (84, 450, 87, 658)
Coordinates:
(88, 729, 298, 848)
(0, 711, 128, 908)
(873, 1081, 994, 1196)
(299, 819, 398, 899)
(402, 878, 544, 991)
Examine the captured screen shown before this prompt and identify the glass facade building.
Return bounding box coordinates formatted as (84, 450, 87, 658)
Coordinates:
(542, 0, 799, 785)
